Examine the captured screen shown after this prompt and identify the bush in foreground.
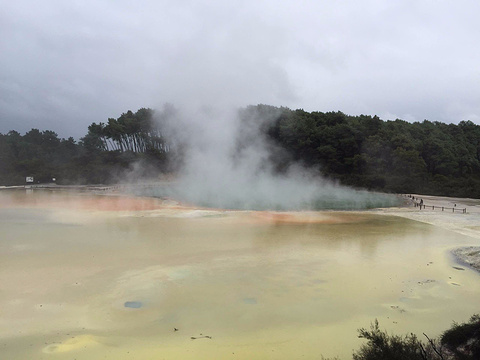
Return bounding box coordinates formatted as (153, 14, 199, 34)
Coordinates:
(441, 314, 480, 359)
(345, 314, 480, 360)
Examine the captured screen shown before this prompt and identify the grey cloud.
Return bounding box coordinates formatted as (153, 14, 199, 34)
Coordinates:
(1, 0, 480, 137)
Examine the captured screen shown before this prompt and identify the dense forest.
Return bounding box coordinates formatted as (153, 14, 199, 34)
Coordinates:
(241, 105, 480, 197)
(1, 104, 480, 198)
(0, 108, 172, 185)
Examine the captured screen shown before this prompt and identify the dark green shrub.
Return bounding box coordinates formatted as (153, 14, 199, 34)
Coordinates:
(352, 320, 427, 360)
(441, 314, 480, 360)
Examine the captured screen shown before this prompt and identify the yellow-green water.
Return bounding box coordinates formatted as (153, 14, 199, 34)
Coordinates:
(0, 190, 479, 359)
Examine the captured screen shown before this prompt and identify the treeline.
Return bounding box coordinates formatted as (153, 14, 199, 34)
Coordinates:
(0, 108, 172, 185)
(1, 104, 480, 198)
(0, 129, 80, 185)
(241, 105, 480, 198)
(82, 108, 170, 153)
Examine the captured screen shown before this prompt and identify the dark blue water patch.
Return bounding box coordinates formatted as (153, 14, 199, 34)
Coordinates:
(243, 297, 257, 305)
(124, 301, 143, 308)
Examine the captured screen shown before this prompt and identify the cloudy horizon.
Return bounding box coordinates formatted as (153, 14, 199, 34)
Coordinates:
(1, 0, 480, 138)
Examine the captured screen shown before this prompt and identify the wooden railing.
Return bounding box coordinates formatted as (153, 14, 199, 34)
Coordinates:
(415, 203, 466, 213)
(404, 195, 467, 213)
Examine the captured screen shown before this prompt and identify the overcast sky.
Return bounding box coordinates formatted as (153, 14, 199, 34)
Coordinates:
(1, 0, 480, 138)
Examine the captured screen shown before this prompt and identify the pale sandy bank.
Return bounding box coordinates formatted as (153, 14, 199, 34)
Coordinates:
(371, 194, 480, 272)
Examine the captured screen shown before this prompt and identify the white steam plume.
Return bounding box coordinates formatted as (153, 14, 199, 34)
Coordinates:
(148, 104, 398, 210)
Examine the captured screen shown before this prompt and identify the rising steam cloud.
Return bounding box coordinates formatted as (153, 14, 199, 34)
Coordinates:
(142, 104, 398, 210)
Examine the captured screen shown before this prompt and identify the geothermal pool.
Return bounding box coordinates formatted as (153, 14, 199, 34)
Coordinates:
(1, 190, 479, 359)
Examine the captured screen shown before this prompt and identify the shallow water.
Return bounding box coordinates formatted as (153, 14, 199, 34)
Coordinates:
(0, 190, 479, 359)
(127, 183, 401, 210)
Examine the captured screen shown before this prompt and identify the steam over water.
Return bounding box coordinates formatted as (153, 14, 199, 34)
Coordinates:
(137, 105, 399, 210)
(134, 182, 399, 210)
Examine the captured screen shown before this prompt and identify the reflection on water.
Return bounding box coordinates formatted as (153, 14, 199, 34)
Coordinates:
(0, 190, 479, 359)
